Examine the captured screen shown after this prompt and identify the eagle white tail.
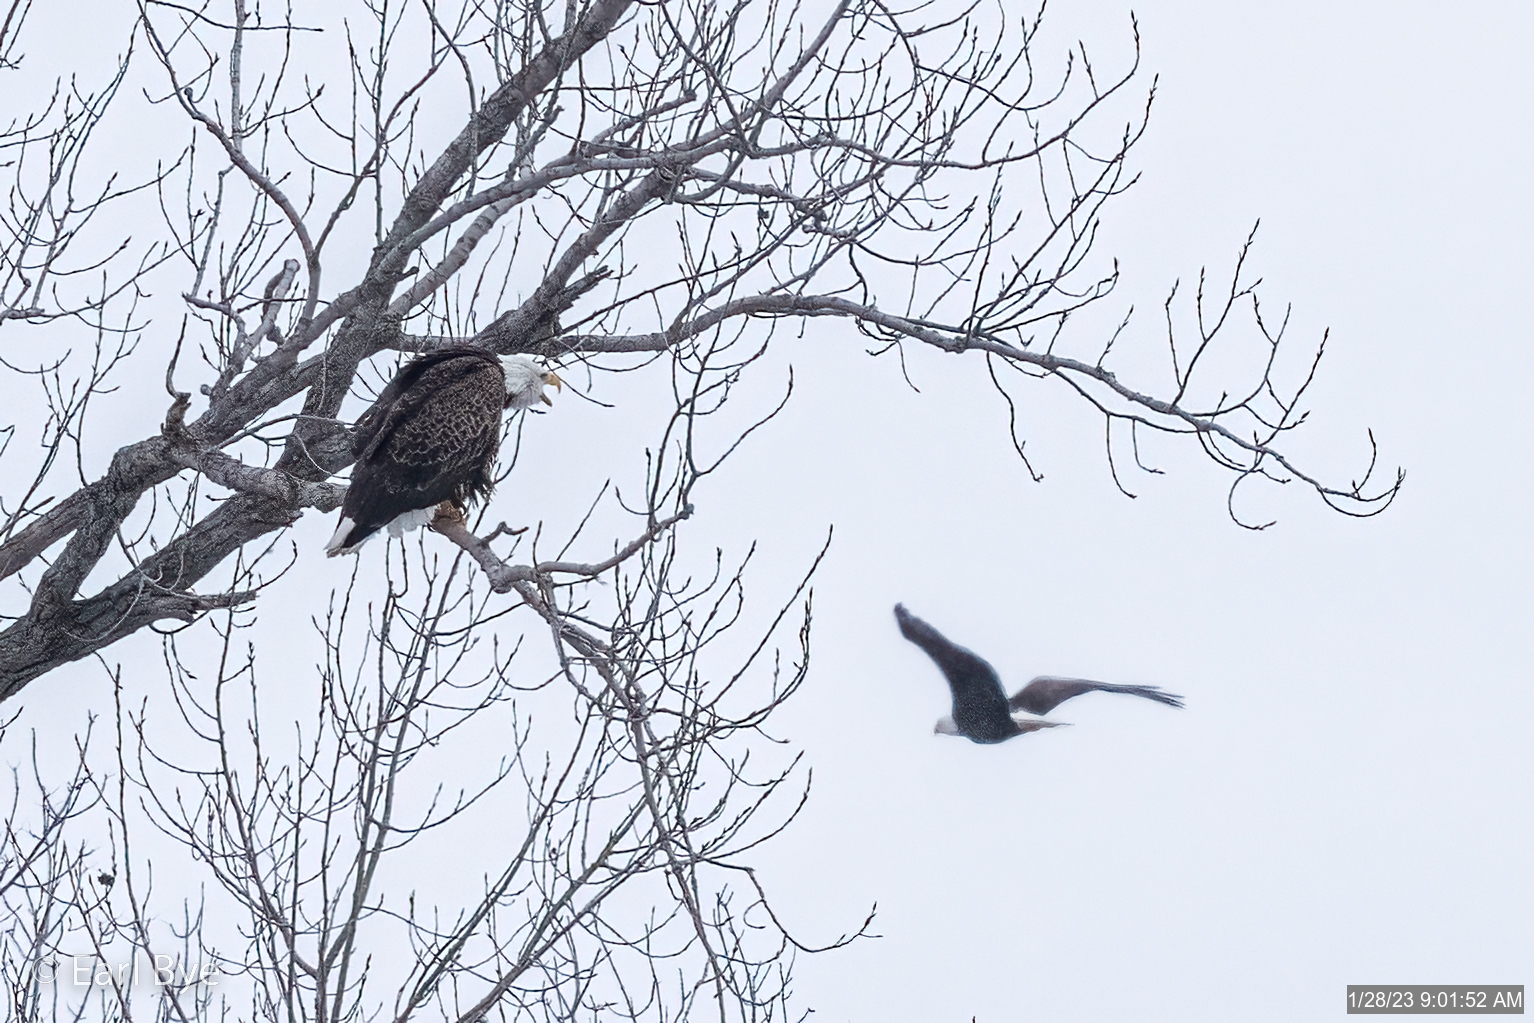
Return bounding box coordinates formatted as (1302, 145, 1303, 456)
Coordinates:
(326, 507, 439, 557)
(324, 517, 359, 557)
(1009, 715, 1070, 734)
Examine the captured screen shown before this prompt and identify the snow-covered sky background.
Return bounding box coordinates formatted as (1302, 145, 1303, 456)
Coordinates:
(6, 1, 1531, 1021)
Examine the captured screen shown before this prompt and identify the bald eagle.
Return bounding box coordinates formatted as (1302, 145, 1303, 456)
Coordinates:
(324, 349, 561, 556)
(894, 603, 1184, 744)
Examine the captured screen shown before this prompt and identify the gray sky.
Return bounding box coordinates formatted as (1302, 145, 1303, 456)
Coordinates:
(695, 2, 1533, 1019)
(6, 1, 1530, 1020)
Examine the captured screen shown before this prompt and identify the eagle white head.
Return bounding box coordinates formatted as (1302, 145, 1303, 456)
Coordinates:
(499, 355, 563, 410)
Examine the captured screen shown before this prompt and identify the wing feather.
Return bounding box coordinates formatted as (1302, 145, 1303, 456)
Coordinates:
(335, 349, 506, 549)
(1008, 676, 1185, 716)
(894, 604, 1018, 743)
(351, 348, 500, 462)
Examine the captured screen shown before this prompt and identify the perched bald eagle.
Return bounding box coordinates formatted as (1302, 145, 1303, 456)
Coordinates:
(894, 604, 1184, 744)
(324, 349, 561, 557)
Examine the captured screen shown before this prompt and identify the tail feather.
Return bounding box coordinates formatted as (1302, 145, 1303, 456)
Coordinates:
(1010, 717, 1070, 735)
(326, 506, 441, 557)
(324, 516, 374, 557)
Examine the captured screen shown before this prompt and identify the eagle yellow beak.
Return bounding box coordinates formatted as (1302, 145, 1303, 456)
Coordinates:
(540, 371, 563, 406)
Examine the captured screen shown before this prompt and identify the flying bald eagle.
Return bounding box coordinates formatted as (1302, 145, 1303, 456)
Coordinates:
(324, 349, 561, 557)
(894, 603, 1183, 744)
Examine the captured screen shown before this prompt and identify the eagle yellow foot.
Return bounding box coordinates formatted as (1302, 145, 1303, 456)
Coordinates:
(430, 502, 466, 531)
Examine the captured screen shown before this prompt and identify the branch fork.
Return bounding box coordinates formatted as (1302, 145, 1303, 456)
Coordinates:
(430, 503, 694, 594)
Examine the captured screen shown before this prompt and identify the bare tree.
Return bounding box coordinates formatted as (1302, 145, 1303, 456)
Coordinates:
(0, 532, 836, 1022)
(0, 0, 1398, 1019)
(0, 0, 1399, 694)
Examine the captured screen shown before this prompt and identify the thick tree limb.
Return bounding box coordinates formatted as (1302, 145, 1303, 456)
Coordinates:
(0, 0, 1397, 706)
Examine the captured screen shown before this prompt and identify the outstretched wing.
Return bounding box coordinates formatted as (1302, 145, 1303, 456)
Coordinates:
(1008, 676, 1185, 716)
(894, 604, 1015, 741)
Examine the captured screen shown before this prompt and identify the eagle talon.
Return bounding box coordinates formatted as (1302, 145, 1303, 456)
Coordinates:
(430, 502, 467, 530)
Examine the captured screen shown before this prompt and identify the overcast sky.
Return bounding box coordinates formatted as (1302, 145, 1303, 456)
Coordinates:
(723, 2, 1533, 1019)
(7, 2, 1531, 1021)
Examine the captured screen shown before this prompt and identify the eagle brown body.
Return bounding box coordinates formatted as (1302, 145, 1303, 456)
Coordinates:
(325, 348, 557, 557)
(894, 604, 1184, 743)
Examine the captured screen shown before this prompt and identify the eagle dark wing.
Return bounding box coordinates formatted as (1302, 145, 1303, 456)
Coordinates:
(333, 350, 505, 551)
(894, 604, 1019, 744)
(352, 348, 499, 463)
(1008, 676, 1185, 716)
